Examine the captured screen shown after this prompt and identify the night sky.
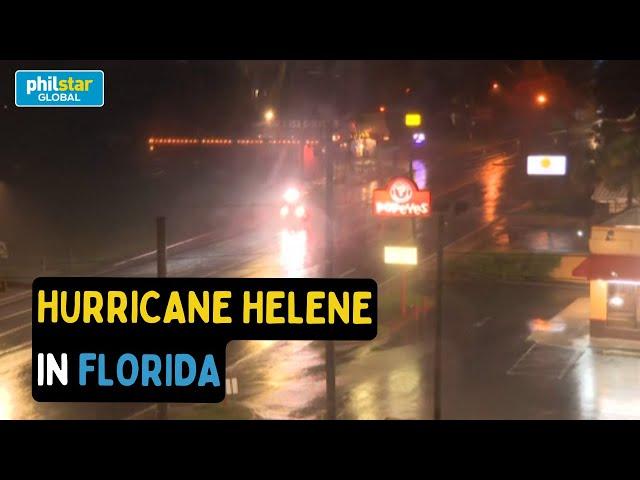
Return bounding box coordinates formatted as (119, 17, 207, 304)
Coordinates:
(2, 60, 639, 183)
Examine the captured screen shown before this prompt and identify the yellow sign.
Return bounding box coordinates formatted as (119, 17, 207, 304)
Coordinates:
(384, 246, 418, 265)
(405, 113, 422, 127)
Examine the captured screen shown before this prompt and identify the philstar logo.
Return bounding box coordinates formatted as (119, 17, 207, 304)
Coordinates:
(15, 70, 104, 107)
(389, 179, 413, 204)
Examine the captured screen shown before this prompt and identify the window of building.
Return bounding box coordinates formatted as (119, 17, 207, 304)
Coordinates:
(607, 283, 638, 329)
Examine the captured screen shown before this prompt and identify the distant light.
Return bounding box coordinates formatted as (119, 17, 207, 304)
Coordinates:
(576, 229, 584, 238)
(492, 82, 500, 91)
(264, 108, 275, 123)
(283, 187, 301, 204)
(609, 296, 624, 307)
(412, 159, 427, 190)
(405, 87, 411, 94)
(379, 105, 386, 113)
(254, 89, 259, 98)
(535, 93, 548, 106)
(383, 135, 390, 141)
(332, 133, 341, 142)
(405, 113, 421, 127)
(149, 145, 155, 152)
(412, 132, 426, 145)
(280, 205, 289, 218)
(294, 205, 306, 218)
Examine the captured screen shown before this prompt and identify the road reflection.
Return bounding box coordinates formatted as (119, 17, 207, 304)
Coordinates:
(479, 155, 509, 224)
(0, 383, 12, 420)
(279, 228, 307, 277)
(574, 350, 640, 419)
(0, 347, 32, 420)
(238, 340, 325, 419)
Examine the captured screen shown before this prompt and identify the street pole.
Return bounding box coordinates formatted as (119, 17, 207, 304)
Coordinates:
(433, 212, 445, 420)
(401, 272, 407, 317)
(408, 153, 417, 241)
(324, 134, 336, 420)
(156, 216, 168, 421)
(300, 140, 305, 181)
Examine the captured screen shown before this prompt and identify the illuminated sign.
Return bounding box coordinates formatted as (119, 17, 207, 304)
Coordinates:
(412, 160, 427, 190)
(372, 177, 431, 218)
(527, 155, 567, 176)
(384, 246, 418, 265)
(405, 113, 422, 127)
(412, 132, 426, 145)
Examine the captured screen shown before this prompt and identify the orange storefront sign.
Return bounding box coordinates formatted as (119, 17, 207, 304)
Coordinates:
(372, 177, 431, 218)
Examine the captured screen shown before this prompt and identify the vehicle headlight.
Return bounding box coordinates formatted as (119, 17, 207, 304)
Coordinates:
(283, 187, 301, 204)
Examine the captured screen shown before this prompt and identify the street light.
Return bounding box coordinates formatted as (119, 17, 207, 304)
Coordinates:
(491, 81, 500, 92)
(264, 108, 275, 123)
(535, 93, 548, 106)
(379, 105, 386, 113)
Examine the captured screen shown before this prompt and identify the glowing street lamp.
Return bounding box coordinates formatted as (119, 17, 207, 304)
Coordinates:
(535, 93, 548, 106)
(264, 108, 275, 123)
(491, 81, 500, 92)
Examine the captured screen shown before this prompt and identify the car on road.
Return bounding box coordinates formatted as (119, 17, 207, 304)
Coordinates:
(279, 186, 309, 229)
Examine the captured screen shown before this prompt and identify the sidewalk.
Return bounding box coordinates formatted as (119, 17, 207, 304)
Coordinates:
(529, 296, 640, 352)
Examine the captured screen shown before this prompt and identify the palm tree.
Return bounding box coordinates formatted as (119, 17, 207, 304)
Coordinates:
(592, 121, 640, 209)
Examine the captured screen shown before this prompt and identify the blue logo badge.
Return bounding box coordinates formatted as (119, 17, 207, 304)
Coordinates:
(15, 70, 104, 107)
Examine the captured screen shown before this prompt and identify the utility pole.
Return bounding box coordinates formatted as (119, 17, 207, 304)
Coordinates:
(156, 216, 168, 421)
(433, 212, 445, 420)
(300, 140, 306, 181)
(408, 150, 417, 241)
(324, 129, 336, 420)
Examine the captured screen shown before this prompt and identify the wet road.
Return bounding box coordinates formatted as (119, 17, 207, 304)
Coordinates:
(1, 138, 630, 420)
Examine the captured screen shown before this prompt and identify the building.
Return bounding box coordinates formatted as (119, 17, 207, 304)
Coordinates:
(573, 207, 640, 340)
(591, 181, 633, 214)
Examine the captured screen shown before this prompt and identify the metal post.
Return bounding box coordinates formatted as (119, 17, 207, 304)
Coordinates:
(156, 216, 168, 420)
(300, 140, 305, 181)
(401, 272, 407, 317)
(408, 148, 417, 240)
(325, 138, 336, 420)
(433, 213, 445, 420)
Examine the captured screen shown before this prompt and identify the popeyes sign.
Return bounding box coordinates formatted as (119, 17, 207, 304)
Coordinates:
(373, 177, 431, 218)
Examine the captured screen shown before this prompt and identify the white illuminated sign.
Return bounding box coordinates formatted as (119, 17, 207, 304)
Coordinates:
(384, 246, 418, 265)
(527, 155, 567, 176)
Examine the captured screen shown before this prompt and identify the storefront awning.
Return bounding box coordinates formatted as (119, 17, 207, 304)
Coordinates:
(573, 255, 640, 281)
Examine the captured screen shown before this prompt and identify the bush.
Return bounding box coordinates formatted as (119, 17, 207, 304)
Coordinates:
(446, 252, 563, 282)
